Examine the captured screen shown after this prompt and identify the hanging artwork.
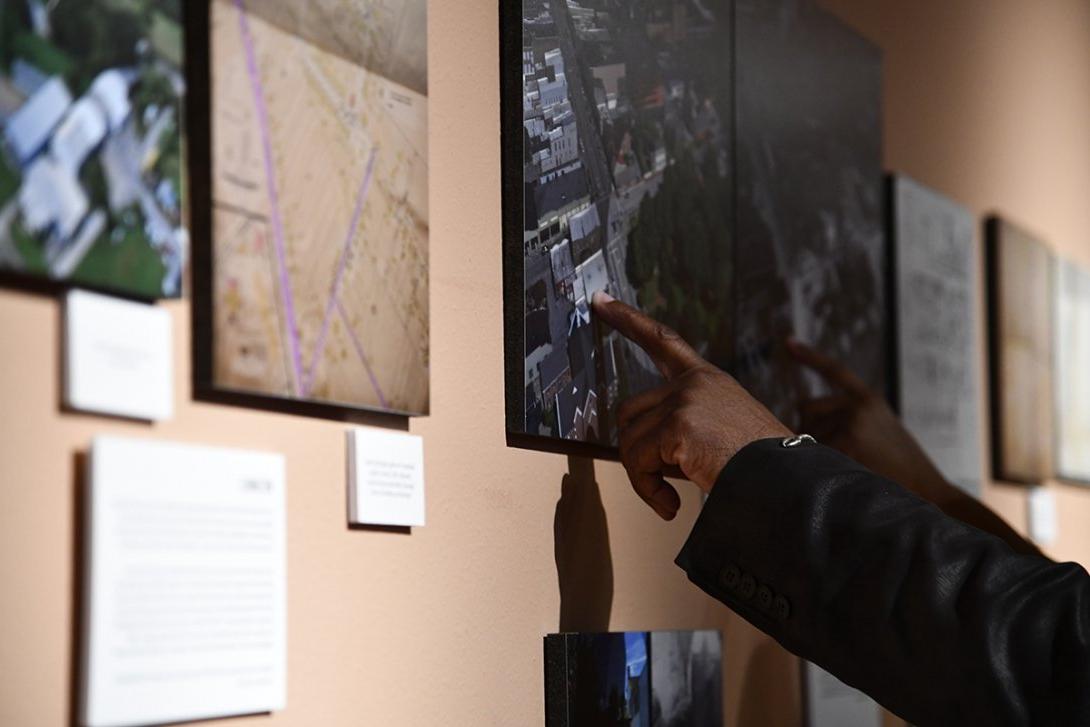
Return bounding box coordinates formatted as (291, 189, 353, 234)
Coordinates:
(1054, 257, 1090, 484)
(544, 630, 723, 727)
(986, 216, 1054, 483)
(889, 175, 983, 497)
(0, 0, 186, 299)
(502, 0, 886, 456)
(190, 0, 429, 417)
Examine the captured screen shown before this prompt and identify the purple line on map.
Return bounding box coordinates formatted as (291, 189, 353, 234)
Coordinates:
(336, 299, 389, 410)
(236, 0, 304, 396)
(303, 147, 379, 395)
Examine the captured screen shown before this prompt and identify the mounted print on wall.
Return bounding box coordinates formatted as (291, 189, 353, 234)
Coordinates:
(1054, 258, 1090, 484)
(190, 0, 429, 417)
(0, 0, 187, 299)
(986, 217, 1054, 484)
(544, 630, 723, 727)
(889, 175, 983, 497)
(503, 0, 735, 456)
(502, 0, 886, 456)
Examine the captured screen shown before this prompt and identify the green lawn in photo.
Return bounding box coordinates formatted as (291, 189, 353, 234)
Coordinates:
(73, 227, 166, 298)
(0, 155, 19, 207)
(12, 222, 47, 273)
(12, 32, 75, 78)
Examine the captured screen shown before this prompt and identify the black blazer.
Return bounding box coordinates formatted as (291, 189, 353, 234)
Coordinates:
(676, 438, 1090, 726)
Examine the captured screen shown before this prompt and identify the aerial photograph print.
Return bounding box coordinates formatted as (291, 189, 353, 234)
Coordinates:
(0, 0, 187, 299)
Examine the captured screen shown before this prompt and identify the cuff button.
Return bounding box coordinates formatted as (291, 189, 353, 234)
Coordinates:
(756, 585, 773, 611)
(773, 595, 791, 621)
(738, 573, 756, 600)
(720, 564, 741, 591)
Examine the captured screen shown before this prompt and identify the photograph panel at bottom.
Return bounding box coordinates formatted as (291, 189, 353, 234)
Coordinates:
(544, 630, 723, 727)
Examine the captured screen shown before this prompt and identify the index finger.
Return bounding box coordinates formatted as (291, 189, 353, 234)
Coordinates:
(592, 292, 703, 379)
(786, 338, 870, 397)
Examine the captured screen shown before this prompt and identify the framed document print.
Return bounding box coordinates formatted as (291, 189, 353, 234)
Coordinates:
(189, 0, 429, 418)
(889, 175, 983, 497)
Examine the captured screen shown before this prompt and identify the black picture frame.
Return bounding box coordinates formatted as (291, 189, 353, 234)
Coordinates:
(984, 214, 1055, 484)
(503, 0, 887, 459)
(185, 0, 419, 424)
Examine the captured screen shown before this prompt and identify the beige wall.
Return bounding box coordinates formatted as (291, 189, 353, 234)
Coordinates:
(821, 0, 1090, 562)
(0, 1, 1088, 725)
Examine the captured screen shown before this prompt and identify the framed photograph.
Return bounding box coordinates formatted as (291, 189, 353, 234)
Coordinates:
(1054, 257, 1090, 484)
(502, 0, 885, 457)
(188, 0, 429, 418)
(985, 216, 1054, 484)
(544, 630, 723, 727)
(888, 175, 983, 497)
(0, 0, 187, 300)
(502, 0, 736, 458)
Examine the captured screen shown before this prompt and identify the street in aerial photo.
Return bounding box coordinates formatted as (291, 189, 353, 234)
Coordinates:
(520, 0, 734, 445)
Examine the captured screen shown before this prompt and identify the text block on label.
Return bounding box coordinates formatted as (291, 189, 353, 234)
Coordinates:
(347, 427, 426, 527)
(65, 290, 173, 421)
(82, 436, 286, 727)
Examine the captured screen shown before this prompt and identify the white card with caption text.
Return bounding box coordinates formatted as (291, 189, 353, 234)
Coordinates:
(347, 427, 426, 527)
(65, 290, 173, 421)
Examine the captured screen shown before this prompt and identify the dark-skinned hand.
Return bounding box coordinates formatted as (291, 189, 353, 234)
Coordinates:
(592, 292, 791, 521)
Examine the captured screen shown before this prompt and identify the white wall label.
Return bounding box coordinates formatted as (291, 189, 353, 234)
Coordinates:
(82, 436, 286, 727)
(347, 427, 426, 527)
(65, 290, 173, 421)
(1028, 486, 1059, 546)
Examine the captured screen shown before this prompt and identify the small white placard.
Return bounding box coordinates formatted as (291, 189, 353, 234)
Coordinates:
(65, 290, 173, 421)
(1028, 487, 1059, 546)
(83, 436, 286, 727)
(347, 427, 426, 527)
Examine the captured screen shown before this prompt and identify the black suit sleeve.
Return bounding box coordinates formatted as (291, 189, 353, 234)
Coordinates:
(676, 438, 1090, 726)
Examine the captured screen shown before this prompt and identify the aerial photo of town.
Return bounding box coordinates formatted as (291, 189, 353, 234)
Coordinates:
(520, 0, 733, 445)
(0, 0, 186, 299)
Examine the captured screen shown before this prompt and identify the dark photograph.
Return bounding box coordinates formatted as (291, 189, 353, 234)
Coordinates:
(513, 0, 734, 448)
(505, 0, 886, 454)
(544, 630, 723, 727)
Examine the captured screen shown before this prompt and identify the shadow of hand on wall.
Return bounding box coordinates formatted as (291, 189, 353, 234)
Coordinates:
(554, 455, 613, 632)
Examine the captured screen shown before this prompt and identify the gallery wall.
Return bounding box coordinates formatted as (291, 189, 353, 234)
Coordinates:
(820, 0, 1090, 564)
(0, 1, 1088, 726)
